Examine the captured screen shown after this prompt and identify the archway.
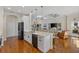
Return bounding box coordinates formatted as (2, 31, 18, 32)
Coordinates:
(6, 15, 18, 38)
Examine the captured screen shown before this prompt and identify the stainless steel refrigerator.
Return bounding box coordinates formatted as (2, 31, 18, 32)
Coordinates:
(18, 22, 24, 40)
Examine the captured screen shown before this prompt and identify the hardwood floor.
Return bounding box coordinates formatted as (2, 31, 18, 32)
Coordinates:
(49, 38, 79, 53)
(0, 37, 79, 53)
(0, 37, 40, 53)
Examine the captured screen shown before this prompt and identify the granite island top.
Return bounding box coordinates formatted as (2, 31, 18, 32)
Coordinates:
(32, 31, 50, 37)
(24, 31, 33, 34)
(24, 31, 52, 37)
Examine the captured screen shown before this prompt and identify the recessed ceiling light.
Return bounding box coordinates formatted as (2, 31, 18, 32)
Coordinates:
(8, 7, 11, 10)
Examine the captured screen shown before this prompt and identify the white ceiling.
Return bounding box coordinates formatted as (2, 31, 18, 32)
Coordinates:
(3, 6, 79, 16)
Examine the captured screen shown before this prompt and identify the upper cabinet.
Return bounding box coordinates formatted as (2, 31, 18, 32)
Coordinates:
(22, 15, 32, 32)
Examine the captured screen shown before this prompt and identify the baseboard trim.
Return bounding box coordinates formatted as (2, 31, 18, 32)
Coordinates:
(7, 36, 18, 39)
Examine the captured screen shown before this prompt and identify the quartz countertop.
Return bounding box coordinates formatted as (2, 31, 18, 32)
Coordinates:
(24, 31, 51, 37)
(33, 31, 50, 37)
(24, 31, 33, 34)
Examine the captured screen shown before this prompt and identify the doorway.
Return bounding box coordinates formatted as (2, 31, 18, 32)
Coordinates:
(6, 15, 18, 38)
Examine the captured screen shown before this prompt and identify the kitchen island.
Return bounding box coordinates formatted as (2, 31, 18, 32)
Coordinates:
(33, 31, 52, 52)
(24, 31, 53, 52)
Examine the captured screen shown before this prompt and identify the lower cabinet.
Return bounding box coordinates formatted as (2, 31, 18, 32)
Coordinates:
(38, 36, 44, 52)
(24, 33, 32, 44)
(38, 35, 51, 52)
(24, 33, 51, 52)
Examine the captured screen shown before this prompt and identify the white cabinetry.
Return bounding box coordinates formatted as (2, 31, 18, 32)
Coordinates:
(22, 16, 31, 32)
(38, 34, 51, 52)
(38, 36, 44, 52)
(24, 32, 32, 44)
(24, 31, 53, 52)
(44, 35, 51, 52)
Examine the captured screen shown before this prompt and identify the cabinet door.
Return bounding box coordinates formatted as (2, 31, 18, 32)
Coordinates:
(24, 33, 27, 41)
(24, 33, 32, 44)
(44, 35, 51, 52)
(27, 34, 32, 44)
(38, 36, 44, 51)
